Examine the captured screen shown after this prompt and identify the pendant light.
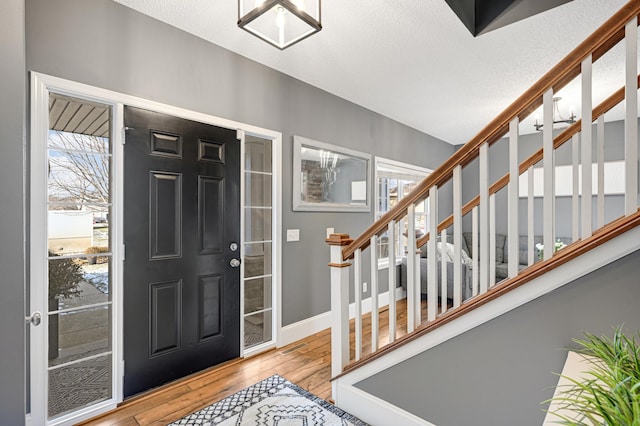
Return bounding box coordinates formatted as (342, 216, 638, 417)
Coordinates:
(534, 97, 577, 131)
(238, 0, 322, 50)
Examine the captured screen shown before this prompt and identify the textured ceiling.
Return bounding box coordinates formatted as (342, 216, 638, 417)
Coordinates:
(112, 0, 631, 145)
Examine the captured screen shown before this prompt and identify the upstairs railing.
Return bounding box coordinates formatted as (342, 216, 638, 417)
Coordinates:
(327, 0, 640, 378)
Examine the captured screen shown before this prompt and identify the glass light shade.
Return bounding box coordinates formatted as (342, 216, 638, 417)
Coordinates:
(238, 0, 321, 50)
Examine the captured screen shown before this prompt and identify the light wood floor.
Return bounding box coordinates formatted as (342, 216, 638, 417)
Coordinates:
(80, 299, 420, 426)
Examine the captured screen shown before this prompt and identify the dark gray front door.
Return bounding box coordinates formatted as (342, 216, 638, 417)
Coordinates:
(123, 106, 240, 397)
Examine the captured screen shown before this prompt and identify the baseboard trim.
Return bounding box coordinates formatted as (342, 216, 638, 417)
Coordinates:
(278, 311, 332, 347)
(333, 381, 435, 426)
(278, 287, 406, 347)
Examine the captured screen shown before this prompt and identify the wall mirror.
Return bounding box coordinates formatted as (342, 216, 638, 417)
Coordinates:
(293, 136, 371, 212)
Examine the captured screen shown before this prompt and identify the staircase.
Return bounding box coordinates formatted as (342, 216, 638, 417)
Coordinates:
(326, 1, 640, 424)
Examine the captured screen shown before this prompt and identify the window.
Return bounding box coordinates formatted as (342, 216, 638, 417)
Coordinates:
(243, 134, 275, 352)
(46, 94, 114, 418)
(375, 158, 431, 268)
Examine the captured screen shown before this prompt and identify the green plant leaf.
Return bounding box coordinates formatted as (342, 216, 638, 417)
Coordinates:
(544, 326, 640, 425)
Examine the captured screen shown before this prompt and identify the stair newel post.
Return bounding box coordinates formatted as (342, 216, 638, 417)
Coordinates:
(327, 233, 353, 376)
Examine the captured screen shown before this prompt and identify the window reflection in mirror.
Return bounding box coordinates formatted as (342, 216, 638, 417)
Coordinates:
(293, 136, 371, 211)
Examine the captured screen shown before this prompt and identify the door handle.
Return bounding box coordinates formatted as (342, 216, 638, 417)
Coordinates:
(26, 311, 42, 326)
(230, 258, 241, 268)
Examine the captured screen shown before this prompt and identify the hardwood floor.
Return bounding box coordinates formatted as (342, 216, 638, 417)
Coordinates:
(79, 299, 419, 426)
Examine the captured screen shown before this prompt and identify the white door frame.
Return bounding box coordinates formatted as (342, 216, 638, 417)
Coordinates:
(29, 72, 283, 425)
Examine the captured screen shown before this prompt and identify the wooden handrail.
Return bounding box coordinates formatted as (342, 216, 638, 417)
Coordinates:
(342, 0, 640, 260)
(335, 208, 640, 378)
(414, 75, 640, 249)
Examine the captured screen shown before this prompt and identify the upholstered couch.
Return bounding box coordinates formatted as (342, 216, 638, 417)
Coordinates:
(400, 233, 572, 301)
(467, 233, 572, 281)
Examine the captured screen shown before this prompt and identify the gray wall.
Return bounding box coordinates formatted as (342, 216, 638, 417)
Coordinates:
(25, 0, 455, 326)
(356, 247, 640, 425)
(0, 0, 26, 423)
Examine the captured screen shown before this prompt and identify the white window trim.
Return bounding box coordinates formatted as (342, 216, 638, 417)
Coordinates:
(374, 157, 431, 270)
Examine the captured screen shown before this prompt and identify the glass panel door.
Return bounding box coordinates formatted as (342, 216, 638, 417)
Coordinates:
(243, 135, 274, 351)
(46, 93, 114, 420)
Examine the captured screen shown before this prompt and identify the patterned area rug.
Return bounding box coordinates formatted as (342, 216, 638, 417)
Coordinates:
(170, 375, 369, 425)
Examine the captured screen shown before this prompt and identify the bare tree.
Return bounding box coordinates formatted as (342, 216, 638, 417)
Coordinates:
(48, 131, 110, 210)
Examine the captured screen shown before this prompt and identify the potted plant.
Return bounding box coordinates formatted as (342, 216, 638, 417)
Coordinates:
(545, 326, 640, 424)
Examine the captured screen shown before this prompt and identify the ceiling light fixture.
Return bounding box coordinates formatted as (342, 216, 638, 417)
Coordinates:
(238, 0, 322, 50)
(534, 97, 576, 131)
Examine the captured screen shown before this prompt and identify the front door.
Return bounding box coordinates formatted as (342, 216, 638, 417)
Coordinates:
(123, 107, 241, 396)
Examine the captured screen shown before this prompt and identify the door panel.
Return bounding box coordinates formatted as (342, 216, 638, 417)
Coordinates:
(123, 107, 240, 397)
(149, 172, 182, 259)
(199, 177, 224, 254)
(198, 274, 223, 340)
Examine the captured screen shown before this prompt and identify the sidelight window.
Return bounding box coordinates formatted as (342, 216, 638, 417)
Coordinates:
(46, 93, 114, 419)
(243, 135, 275, 351)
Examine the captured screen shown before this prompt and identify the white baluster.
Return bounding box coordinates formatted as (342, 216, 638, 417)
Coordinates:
(400, 215, 407, 265)
(415, 241, 421, 324)
(489, 194, 496, 287)
(387, 220, 396, 343)
(369, 235, 379, 352)
(543, 89, 555, 260)
(528, 166, 535, 266)
(508, 117, 519, 278)
(453, 165, 463, 307)
(572, 134, 580, 242)
(597, 115, 605, 229)
(582, 55, 593, 238)
(472, 206, 479, 296)
(479, 142, 489, 293)
(327, 234, 352, 376)
(427, 187, 438, 321)
(625, 18, 638, 214)
(406, 205, 416, 333)
(354, 248, 362, 361)
(440, 229, 448, 313)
